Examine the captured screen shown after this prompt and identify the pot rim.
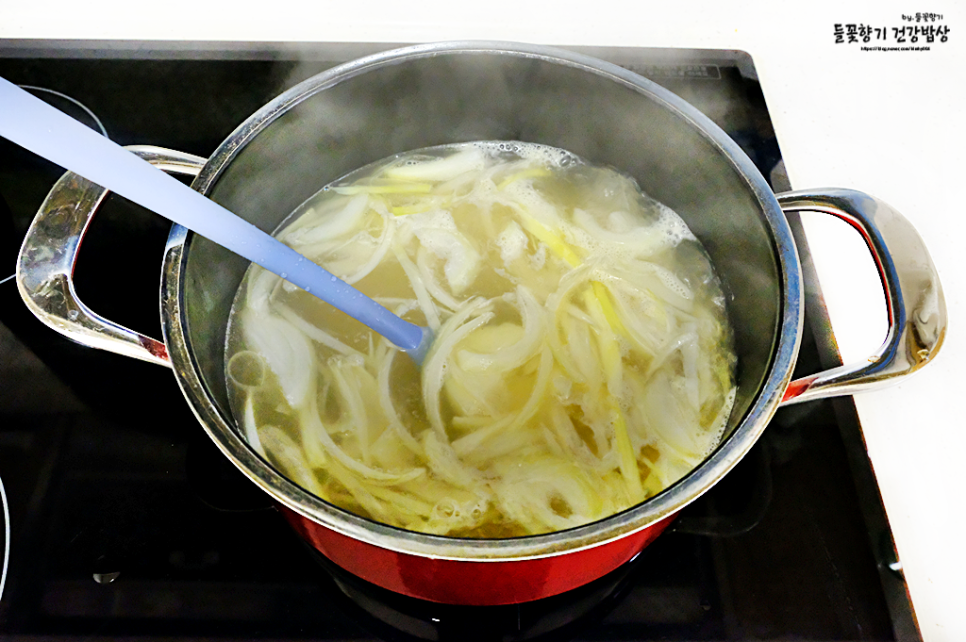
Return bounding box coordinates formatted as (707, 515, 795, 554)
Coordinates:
(160, 40, 803, 562)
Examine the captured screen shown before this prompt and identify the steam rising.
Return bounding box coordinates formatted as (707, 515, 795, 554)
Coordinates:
(187, 45, 781, 458)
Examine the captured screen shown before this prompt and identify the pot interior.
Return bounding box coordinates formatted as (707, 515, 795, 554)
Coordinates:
(176, 46, 784, 503)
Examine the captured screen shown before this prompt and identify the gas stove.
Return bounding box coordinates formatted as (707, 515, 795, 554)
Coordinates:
(0, 41, 918, 641)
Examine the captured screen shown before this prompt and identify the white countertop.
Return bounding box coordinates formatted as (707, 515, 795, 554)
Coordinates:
(3, 0, 964, 638)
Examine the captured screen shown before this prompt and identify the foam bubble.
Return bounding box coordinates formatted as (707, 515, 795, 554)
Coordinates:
(653, 265, 693, 301)
(470, 141, 582, 169)
(654, 203, 697, 246)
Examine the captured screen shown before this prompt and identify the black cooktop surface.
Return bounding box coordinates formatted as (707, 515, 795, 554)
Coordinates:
(0, 42, 918, 641)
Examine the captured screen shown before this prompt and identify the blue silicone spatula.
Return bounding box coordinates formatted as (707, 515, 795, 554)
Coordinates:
(0, 76, 433, 363)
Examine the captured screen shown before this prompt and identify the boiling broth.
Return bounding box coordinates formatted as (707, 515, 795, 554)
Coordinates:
(225, 142, 736, 537)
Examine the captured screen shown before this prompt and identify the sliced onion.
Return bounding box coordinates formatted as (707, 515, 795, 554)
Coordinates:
(422, 305, 495, 440)
(610, 260, 694, 313)
(462, 425, 544, 467)
(639, 370, 702, 459)
(643, 330, 700, 380)
(333, 182, 433, 196)
(261, 425, 325, 496)
(228, 144, 738, 537)
(246, 266, 281, 313)
(581, 286, 623, 394)
(376, 348, 425, 456)
(572, 206, 695, 258)
(365, 483, 434, 517)
(322, 457, 395, 524)
(343, 212, 395, 284)
(546, 401, 607, 472)
(227, 350, 266, 391)
(416, 247, 463, 311)
(299, 390, 425, 484)
(407, 210, 482, 294)
(242, 395, 264, 456)
(286, 193, 370, 245)
(300, 384, 329, 468)
(545, 267, 599, 384)
(241, 309, 316, 408)
(680, 326, 701, 409)
(421, 429, 480, 489)
(560, 311, 602, 389)
(489, 454, 605, 534)
(330, 360, 372, 464)
(456, 285, 545, 373)
(603, 278, 665, 357)
(452, 346, 553, 456)
(393, 244, 442, 330)
(443, 365, 500, 417)
(275, 303, 366, 359)
(384, 146, 485, 182)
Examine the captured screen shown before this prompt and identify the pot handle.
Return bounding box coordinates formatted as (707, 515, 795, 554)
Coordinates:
(777, 188, 946, 405)
(16, 145, 206, 369)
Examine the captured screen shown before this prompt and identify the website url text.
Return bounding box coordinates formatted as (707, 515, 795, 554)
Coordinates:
(860, 45, 932, 51)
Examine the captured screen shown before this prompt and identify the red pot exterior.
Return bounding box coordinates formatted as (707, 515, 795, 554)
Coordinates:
(281, 506, 674, 605)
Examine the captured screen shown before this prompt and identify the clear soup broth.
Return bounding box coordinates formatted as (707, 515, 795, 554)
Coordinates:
(225, 141, 736, 538)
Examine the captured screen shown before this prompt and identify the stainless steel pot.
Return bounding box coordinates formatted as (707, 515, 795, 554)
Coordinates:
(16, 42, 946, 604)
